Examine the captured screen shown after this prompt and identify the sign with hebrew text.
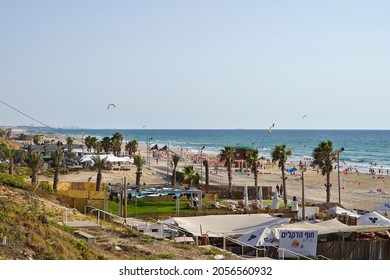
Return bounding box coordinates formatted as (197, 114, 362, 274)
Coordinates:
(278, 230, 318, 258)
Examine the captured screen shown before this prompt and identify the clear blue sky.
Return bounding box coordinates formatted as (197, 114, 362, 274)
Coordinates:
(1, 1, 389, 129)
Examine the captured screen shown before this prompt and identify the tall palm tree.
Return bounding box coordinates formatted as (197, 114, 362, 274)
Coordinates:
(203, 159, 209, 185)
(182, 164, 196, 185)
(25, 151, 44, 187)
(92, 156, 106, 191)
(101, 136, 112, 153)
(171, 154, 180, 185)
(312, 140, 335, 203)
(219, 146, 236, 198)
(111, 132, 124, 156)
(271, 144, 292, 207)
(51, 149, 63, 191)
(0, 146, 16, 175)
(133, 154, 145, 186)
(247, 149, 261, 205)
(125, 140, 138, 157)
(84, 136, 93, 152)
(66, 137, 74, 154)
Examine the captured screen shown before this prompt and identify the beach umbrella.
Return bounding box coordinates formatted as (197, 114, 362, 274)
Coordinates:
(243, 184, 249, 209)
(271, 190, 279, 209)
(286, 167, 297, 174)
(375, 201, 390, 211)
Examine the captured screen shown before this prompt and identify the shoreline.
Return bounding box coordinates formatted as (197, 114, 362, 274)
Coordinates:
(12, 130, 390, 213)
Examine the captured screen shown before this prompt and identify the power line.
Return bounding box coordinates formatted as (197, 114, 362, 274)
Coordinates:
(0, 99, 70, 137)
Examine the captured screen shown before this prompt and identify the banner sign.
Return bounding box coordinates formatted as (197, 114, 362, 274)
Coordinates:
(279, 230, 318, 258)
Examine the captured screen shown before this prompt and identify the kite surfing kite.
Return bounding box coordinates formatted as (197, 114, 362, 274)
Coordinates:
(269, 123, 275, 133)
(107, 103, 116, 110)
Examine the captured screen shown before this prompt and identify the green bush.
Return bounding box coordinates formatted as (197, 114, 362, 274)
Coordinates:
(38, 181, 54, 194)
(0, 173, 29, 189)
(0, 163, 7, 173)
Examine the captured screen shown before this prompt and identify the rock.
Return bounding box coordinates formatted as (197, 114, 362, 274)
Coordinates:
(214, 254, 225, 260)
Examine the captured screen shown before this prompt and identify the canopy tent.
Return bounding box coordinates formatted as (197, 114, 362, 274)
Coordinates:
(357, 211, 390, 226)
(235, 227, 275, 247)
(327, 206, 360, 219)
(150, 144, 159, 150)
(375, 201, 390, 211)
(79, 154, 134, 164)
(172, 214, 291, 237)
(271, 218, 390, 240)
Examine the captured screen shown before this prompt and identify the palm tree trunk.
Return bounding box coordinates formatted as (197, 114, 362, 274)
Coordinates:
(96, 171, 102, 191)
(281, 167, 287, 207)
(254, 172, 259, 204)
(326, 173, 332, 203)
(228, 163, 233, 198)
(171, 167, 176, 185)
(204, 160, 209, 185)
(136, 171, 142, 186)
(53, 168, 59, 191)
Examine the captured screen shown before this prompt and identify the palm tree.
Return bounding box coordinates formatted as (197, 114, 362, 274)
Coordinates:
(133, 154, 145, 186)
(92, 156, 106, 191)
(101, 137, 112, 153)
(312, 140, 336, 203)
(111, 132, 124, 156)
(66, 137, 74, 154)
(247, 149, 261, 205)
(203, 159, 209, 185)
(0, 146, 16, 175)
(182, 164, 196, 185)
(271, 144, 292, 207)
(219, 146, 236, 198)
(171, 154, 180, 185)
(84, 136, 93, 152)
(51, 149, 63, 191)
(25, 151, 44, 187)
(125, 140, 138, 157)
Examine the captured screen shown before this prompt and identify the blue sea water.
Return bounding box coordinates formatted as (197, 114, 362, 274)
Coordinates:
(34, 128, 390, 172)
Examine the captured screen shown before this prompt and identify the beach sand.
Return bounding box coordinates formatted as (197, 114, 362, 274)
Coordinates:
(41, 140, 390, 213)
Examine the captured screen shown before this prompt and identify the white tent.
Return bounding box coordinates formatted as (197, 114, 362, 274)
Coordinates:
(327, 206, 360, 219)
(172, 214, 290, 237)
(235, 227, 275, 247)
(375, 201, 390, 211)
(357, 211, 390, 226)
(271, 218, 390, 239)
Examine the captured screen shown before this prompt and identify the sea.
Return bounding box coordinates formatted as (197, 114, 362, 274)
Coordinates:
(30, 128, 390, 173)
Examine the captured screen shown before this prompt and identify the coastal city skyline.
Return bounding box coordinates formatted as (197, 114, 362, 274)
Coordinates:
(1, 1, 390, 130)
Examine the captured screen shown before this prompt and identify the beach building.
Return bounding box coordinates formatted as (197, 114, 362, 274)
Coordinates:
(232, 146, 256, 170)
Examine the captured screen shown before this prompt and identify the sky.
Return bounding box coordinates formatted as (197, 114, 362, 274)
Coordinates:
(0, 1, 389, 130)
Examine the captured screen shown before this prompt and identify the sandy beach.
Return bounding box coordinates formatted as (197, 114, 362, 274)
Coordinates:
(43, 138, 390, 213)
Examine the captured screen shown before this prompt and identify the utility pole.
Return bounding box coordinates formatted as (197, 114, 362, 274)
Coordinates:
(123, 176, 127, 224)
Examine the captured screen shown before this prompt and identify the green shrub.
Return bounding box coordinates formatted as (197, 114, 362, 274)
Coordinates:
(0, 163, 7, 173)
(38, 181, 54, 194)
(0, 173, 29, 189)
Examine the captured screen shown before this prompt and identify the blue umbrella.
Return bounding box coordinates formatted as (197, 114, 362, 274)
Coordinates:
(286, 167, 298, 174)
